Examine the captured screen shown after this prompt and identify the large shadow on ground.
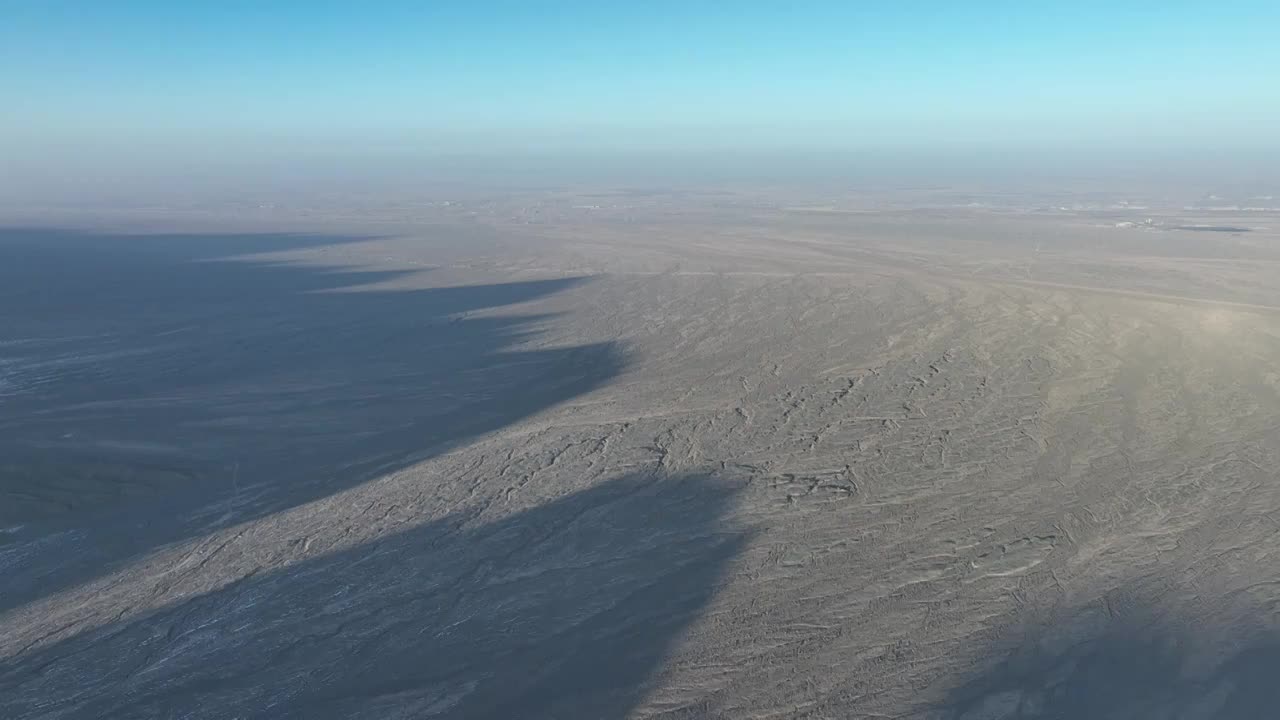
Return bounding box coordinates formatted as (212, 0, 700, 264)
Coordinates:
(940, 600, 1280, 719)
(0, 227, 624, 612)
(0, 471, 748, 719)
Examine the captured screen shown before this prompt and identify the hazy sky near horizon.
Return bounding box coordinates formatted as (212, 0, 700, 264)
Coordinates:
(5, 1, 1279, 162)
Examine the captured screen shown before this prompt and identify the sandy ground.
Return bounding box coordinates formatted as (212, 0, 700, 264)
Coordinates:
(3, 195, 1280, 718)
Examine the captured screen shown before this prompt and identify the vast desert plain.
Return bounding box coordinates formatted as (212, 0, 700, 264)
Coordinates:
(4, 184, 1280, 718)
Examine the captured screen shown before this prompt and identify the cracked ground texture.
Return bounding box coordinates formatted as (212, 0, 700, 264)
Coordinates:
(4, 203, 1280, 719)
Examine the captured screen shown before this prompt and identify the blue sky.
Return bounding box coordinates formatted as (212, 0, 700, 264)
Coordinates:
(4, 1, 1279, 156)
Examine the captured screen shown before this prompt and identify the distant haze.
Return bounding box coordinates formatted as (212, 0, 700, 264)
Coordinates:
(4, 1, 1279, 204)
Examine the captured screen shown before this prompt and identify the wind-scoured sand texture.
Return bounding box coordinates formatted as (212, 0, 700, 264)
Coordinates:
(3, 201, 1280, 719)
